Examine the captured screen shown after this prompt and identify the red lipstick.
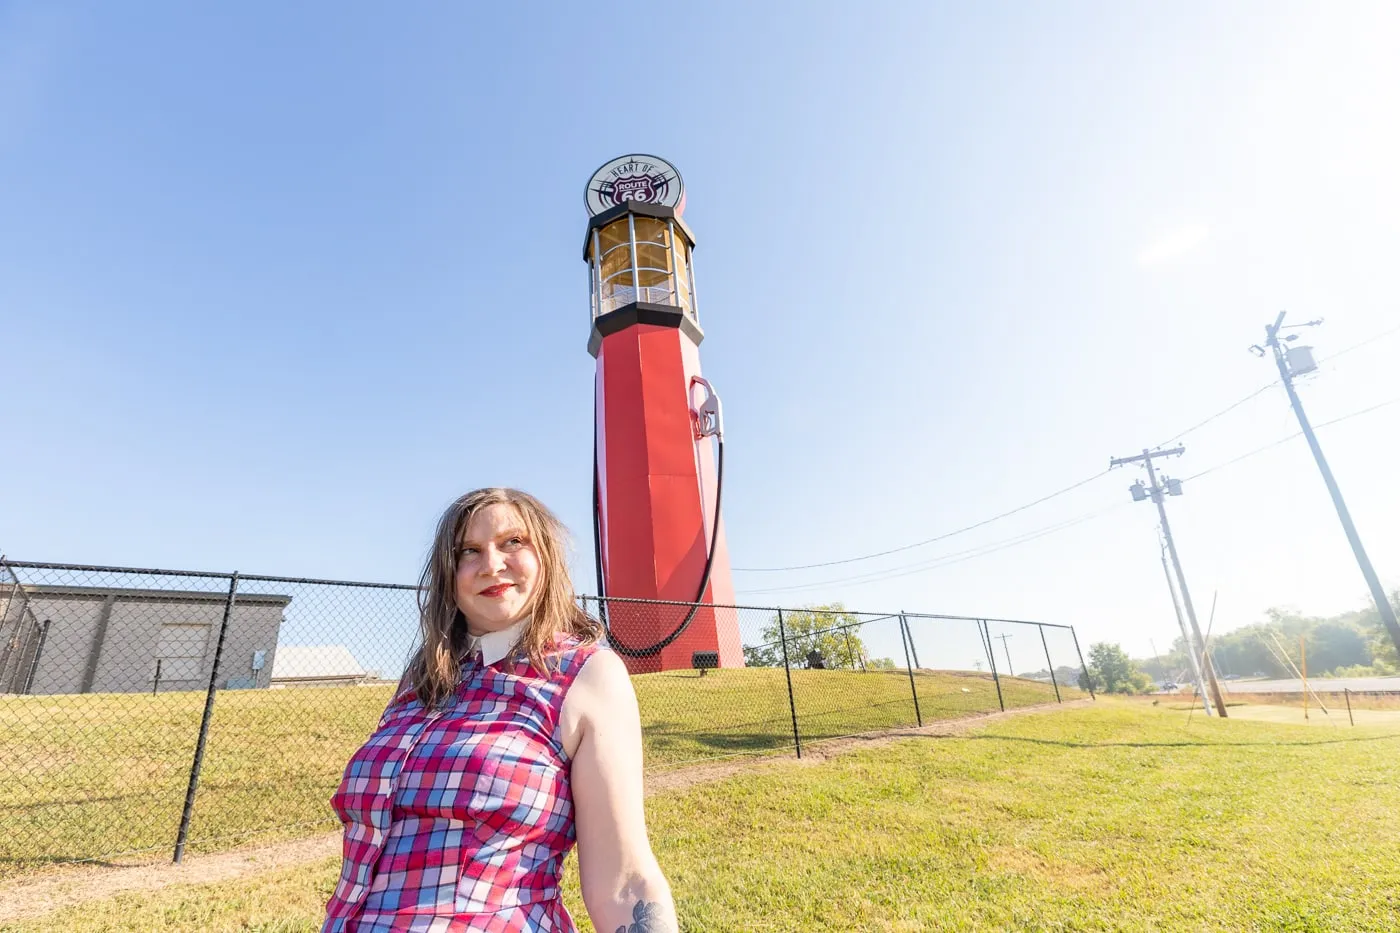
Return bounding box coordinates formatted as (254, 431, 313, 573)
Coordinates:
(478, 584, 512, 598)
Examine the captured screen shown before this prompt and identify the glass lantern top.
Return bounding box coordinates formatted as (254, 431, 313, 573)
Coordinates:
(587, 213, 696, 321)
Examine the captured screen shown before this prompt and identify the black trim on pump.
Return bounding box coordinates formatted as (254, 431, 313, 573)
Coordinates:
(587, 301, 704, 357)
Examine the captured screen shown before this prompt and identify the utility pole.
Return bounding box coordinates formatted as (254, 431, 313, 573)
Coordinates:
(994, 633, 1014, 676)
(1111, 446, 1228, 718)
(1255, 312, 1400, 660)
(1161, 535, 1210, 714)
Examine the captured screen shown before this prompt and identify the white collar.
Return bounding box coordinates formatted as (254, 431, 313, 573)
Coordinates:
(464, 617, 530, 666)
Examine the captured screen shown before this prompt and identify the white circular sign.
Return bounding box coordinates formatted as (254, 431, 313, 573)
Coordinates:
(585, 154, 685, 216)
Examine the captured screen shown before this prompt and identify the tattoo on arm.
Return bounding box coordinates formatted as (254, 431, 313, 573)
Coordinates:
(616, 899, 672, 933)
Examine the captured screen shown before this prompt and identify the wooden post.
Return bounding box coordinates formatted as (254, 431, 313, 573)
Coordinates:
(1344, 687, 1354, 727)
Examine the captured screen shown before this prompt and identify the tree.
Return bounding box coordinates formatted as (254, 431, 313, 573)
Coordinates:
(1133, 594, 1400, 681)
(1204, 625, 1287, 679)
(1022, 665, 1083, 686)
(1359, 590, 1400, 672)
(1307, 621, 1372, 674)
(742, 643, 780, 667)
(1080, 642, 1152, 694)
(743, 604, 869, 670)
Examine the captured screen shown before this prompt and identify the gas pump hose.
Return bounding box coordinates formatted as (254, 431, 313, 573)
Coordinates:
(591, 402, 725, 658)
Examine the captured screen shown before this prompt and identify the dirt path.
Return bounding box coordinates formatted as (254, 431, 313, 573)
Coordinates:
(0, 834, 343, 926)
(0, 700, 1087, 924)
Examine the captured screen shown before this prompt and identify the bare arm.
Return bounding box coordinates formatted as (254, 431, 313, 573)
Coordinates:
(565, 649, 678, 933)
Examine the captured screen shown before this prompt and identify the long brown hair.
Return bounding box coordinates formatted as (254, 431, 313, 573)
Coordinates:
(405, 487, 601, 707)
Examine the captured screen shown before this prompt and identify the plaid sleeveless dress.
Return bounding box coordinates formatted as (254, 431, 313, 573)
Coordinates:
(323, 637, 599, 932)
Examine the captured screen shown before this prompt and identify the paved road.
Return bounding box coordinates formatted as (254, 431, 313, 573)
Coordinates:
(1220, 676, 1400, 693)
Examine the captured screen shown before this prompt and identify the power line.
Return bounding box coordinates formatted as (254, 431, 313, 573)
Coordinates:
(735, 394, 1399, 599)
(1155, 381, 1277, 449)
(1152, 320, 1399, 449)
(1315, 395, 1400, 428)
(735, 505, 1124, 596)
(1316, 321, 1400, 364)
(734, 322, 1399, 578)
(1181, 436, 1294, 483)
(733, 469, 1112, 572)
(1182, 395, 1400, 483)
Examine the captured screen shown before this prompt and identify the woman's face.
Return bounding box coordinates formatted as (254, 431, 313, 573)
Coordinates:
(454, 503, 541, 634)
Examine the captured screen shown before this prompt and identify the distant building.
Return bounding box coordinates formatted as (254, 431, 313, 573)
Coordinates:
(0, 583, 288, 695)
(270, 645, 369, 688)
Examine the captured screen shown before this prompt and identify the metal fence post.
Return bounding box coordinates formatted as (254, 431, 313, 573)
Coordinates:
(0, 555, 14, 625)
(776, 609, 801, 759)
(1069, 624, 1095, 700)
(0, 560, 38, 693)
(173, 572, 239, 863)
(898, 614, 922, 726)
(980, 620, 1005, 712)
(1037, 624, 1062, 704)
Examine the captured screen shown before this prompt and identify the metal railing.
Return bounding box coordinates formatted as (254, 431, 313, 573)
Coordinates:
(598, 282, 683, 315)
(0, 559, 1087, 875)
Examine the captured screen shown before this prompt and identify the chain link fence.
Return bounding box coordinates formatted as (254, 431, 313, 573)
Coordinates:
(1, 560, 1087, 876)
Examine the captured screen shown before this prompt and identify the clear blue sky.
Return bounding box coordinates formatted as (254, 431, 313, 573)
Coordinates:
(4, 2, 1398, 673)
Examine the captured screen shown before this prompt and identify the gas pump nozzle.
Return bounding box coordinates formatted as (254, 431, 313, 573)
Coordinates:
(689, 377, 723, 440)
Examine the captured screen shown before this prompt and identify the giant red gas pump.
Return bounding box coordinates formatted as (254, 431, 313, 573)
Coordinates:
(583, 155, 743, 675)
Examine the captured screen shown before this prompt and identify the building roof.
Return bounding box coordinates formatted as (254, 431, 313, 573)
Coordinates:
(271, 644, 366, 680)
(0, 582, 292, 606)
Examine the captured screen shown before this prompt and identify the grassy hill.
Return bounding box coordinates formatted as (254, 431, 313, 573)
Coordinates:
(10, 700, 1399, 932)
(0, 666, 1065, 875)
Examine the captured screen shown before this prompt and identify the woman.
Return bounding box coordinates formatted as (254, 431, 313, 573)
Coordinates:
(323, 488, 677, 932)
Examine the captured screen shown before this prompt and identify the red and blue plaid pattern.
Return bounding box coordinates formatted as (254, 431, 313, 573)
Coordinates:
(324, 637, 599, 932)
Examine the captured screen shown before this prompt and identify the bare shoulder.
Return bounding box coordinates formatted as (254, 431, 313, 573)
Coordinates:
(560, 647, 636, 758)
(571, 647, 635, 705)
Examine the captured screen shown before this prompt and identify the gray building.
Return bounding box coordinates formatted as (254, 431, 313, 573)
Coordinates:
(0, 583, 289, 695)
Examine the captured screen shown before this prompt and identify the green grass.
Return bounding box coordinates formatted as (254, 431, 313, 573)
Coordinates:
(11, 700, 1399, 932)
(633, 666, 1062, 768)
(0, 667, 1065, 874)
